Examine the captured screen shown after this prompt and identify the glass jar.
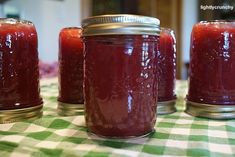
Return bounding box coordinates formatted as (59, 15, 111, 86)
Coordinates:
(186, 20, 235, 119)
(157, 28, 177, 114)
(58, 27, 84, 116)
(0, 18, 43, 123)
(82, 14, 160, 138)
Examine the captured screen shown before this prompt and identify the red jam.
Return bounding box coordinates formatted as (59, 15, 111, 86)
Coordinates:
(84, 35, 158, 137)
(0, 19, 42, 110)
(187, 21, 235, 105)
(158, 28, 176, 102)
(58, 27, 84, 104)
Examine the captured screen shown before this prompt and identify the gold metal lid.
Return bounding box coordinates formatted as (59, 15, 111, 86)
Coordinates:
(82, 14, 160, 36)
(57, 101, 84, 116)
(0, 105, 43, 123)
(185, 100, 235, 119)
(157, 100, 177, 115)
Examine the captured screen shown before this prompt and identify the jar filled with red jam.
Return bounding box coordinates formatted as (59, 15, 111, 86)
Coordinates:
(58, 27, 84, 116)
(0, 18, 43, 123)
(157, 28, 177, 114)
(82, 14, 160, 138)
(186, 20, 235, 119)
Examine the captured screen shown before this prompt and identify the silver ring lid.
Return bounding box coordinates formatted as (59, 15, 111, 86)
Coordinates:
(82, 14, 160, 36)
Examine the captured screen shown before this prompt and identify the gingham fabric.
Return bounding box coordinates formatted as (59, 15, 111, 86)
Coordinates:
(0, 79, 235, 157)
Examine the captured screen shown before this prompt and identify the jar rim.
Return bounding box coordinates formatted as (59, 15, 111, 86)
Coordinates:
(0, 18, 34, 26)
(199, 20, 235, 24)
(160, 27, 175, 33)
(60, 27, 82, 38)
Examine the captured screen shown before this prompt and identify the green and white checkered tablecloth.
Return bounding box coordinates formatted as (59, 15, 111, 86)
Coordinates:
(0, 79, 235, 157)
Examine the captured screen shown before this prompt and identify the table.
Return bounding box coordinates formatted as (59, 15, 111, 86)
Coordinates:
(0, 79, 235, 157)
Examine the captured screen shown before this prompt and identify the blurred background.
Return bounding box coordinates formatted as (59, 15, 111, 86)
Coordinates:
(0, 0, 234, 79)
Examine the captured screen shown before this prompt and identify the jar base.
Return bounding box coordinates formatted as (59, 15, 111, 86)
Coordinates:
(57, 101, 84, 116)
(87, 128, 155, 139)
(157, 100, 176, 115)
(185, 100, 235, 119)
(0, 104, 43, 123)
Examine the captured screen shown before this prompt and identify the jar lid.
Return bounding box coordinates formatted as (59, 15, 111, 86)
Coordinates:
(82, 14, 160, 36)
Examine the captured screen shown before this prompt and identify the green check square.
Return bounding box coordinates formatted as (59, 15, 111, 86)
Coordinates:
(151, 132, 170, 139)
(187, 148, 210, 157)
(63, 137, 86, 144)
(191, 124, 208, 129)
(27, 131, 52, 140)
(157, 122, 175, 128)
(142, 145, 165, 155)
(32, 148, 63, 157)
(48, 119, 71, 129)
(188, 135, 209, 142)
(84, 151, 110, 157)
(101, 140, 124, 149)
(228, 138, 235, 145)
(226, 125, 235, 132)
(0, 131, 17, 135)
(0, 141, 18, 152)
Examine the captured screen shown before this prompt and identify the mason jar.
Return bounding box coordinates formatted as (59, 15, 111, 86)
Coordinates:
(186, 20, 235, 119)
(82, 14, 160, 138)
(0, 18, 43, 123)
(157, 28, 177, 115)
(58, 27, 84, 116)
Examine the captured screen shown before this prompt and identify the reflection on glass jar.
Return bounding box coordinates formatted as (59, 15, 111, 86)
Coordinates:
(0, 18, 43, 123)
(157, 28, 177, 115)
(58, 27, 84, 116)
(186, 20, 235, 119)
(82, 14, 160, 138)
